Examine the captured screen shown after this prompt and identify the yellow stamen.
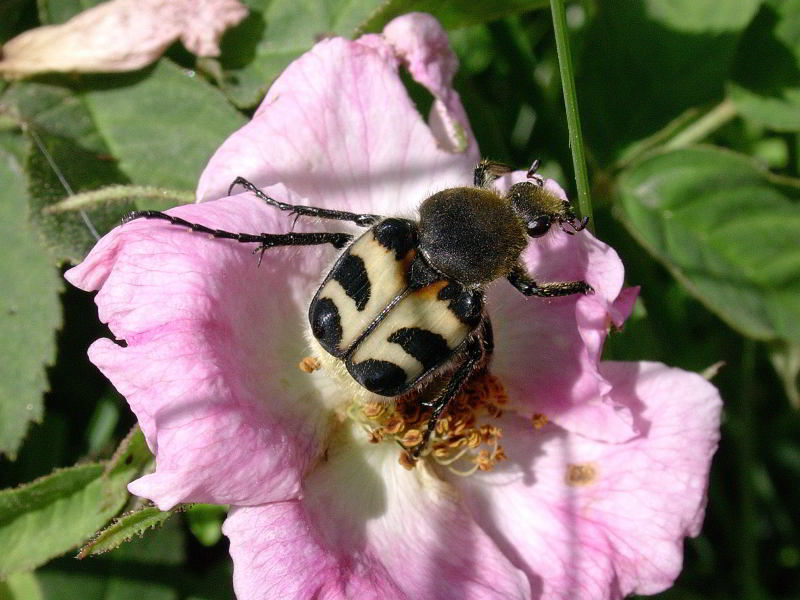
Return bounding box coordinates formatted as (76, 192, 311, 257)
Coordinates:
(565, 463, 597, 486)
(532, 413, 549, 429)
(298, 356, 321, 373)
(398, 451, 416, 470)
(362, 401, 386, 419)
(351, 373, 514, 474)
(401, 429, 423, 448)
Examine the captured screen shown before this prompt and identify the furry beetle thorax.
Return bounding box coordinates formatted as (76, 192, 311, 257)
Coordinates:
(123, 159, 591, 458)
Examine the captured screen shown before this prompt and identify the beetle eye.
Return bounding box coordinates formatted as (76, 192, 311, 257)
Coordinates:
(527, 215, 551, 237)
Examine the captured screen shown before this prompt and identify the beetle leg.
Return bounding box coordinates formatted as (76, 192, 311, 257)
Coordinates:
(507, 264, 593, 297)
(122, 211, 352, 265)
(228, 177, 383, 227)
(411, 336, 486, 458)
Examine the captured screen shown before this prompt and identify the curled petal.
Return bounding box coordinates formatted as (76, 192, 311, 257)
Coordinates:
(0, 0, 247, 78)
(196, 17, 478, 214)
(66, 196, 337, 508)
(452, 361, 722, 599)
(381, 13, 474, 152)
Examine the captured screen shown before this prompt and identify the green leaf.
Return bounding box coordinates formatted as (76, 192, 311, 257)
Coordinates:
(360, 0, 548, 32)
(0, 427, 152, 577)
(0, 571, 43, 600)
(769, 341, 800, 408)
(1, 82, 133, 262)
(728, 0, 800, 131)
(38, 0, 105, 25)
(578, 0, 760, 165)
(23, 127, 131, 263)
(617, 146, 800, 343)
(3, 61, 244, 261)
(78, 504, 177, 558)
(79, 60, 247, 189)
(186, 504, 227, 547)
(0, 138, 61, 459)
(38, 518, 187, 600)
(215, 0, 552, 109)
(3, 82, 110, 155)
(0, 0, 31, 43)
(213, 0, 387, 108)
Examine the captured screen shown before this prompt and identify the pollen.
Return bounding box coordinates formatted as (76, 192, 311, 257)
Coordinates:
(362, 401, 387, 419)
(298, 356, 321, 373)
(401, 429, 423, 447)
(353, 372, 510, 475)
(565, 463, 597, 486)
(398, 451, 416, 471)
(532, 413, 549, 429)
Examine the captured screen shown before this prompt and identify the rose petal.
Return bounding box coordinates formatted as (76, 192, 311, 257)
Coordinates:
(295, 424, 530, 599)
(489, 224, 637, 442)
(224, 503, 405, 600)
(452, 361, 722, 599)
(0, 0, 247, 78)
(381, 13, 474, 152)
(196, 25, 478, 214)
(66, 196, 338, 508)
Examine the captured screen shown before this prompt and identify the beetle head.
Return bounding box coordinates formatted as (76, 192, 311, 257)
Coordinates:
(505, 180, 588, 238)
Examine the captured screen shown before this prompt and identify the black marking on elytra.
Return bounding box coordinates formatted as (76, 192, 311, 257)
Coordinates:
(388, 327, 451, 372)
(342, 287, 412, 358)
(437, 281, 462, 301)
(332, 253, 370, 311)
(372, 218, 418, 260)
(437, 282, 483, 326)
(408, 254, 442, 290)
(348, 359, 408, 396)
(309, 297, 343, 353)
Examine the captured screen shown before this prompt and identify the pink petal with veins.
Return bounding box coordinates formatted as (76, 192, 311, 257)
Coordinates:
(489, 227, 637, 442)
(226, 428, 530, 599)
(225, 503, 404, 600)
(67, 196, 335, 509)
(453, 361, 722, 599)
(196, 29, 478, 210)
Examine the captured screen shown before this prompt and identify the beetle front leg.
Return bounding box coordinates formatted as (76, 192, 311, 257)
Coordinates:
(229, 177, 383, 227)
(123, 211, 353, 265)
(507, 264, 593, 297)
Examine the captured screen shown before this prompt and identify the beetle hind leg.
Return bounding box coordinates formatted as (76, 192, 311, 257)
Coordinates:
(410, 321, 493, 459)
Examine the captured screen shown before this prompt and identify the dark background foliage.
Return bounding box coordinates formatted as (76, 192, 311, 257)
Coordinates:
(1, 1, 798, 598)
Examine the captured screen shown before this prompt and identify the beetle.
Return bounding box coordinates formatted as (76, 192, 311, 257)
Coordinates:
(123, 159, 592, 458)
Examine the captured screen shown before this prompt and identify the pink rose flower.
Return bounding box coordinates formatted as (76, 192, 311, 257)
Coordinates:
(66, 13, 722, 600)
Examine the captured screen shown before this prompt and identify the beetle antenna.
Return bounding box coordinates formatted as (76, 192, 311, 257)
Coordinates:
(526, 159, 541, 179)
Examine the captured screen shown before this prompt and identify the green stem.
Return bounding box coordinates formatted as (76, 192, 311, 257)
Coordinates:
(43, 184, 196, 213)
(738, 339, 761, 599)
(550, 0, 594, 233)
(663, 98, 738, 150)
